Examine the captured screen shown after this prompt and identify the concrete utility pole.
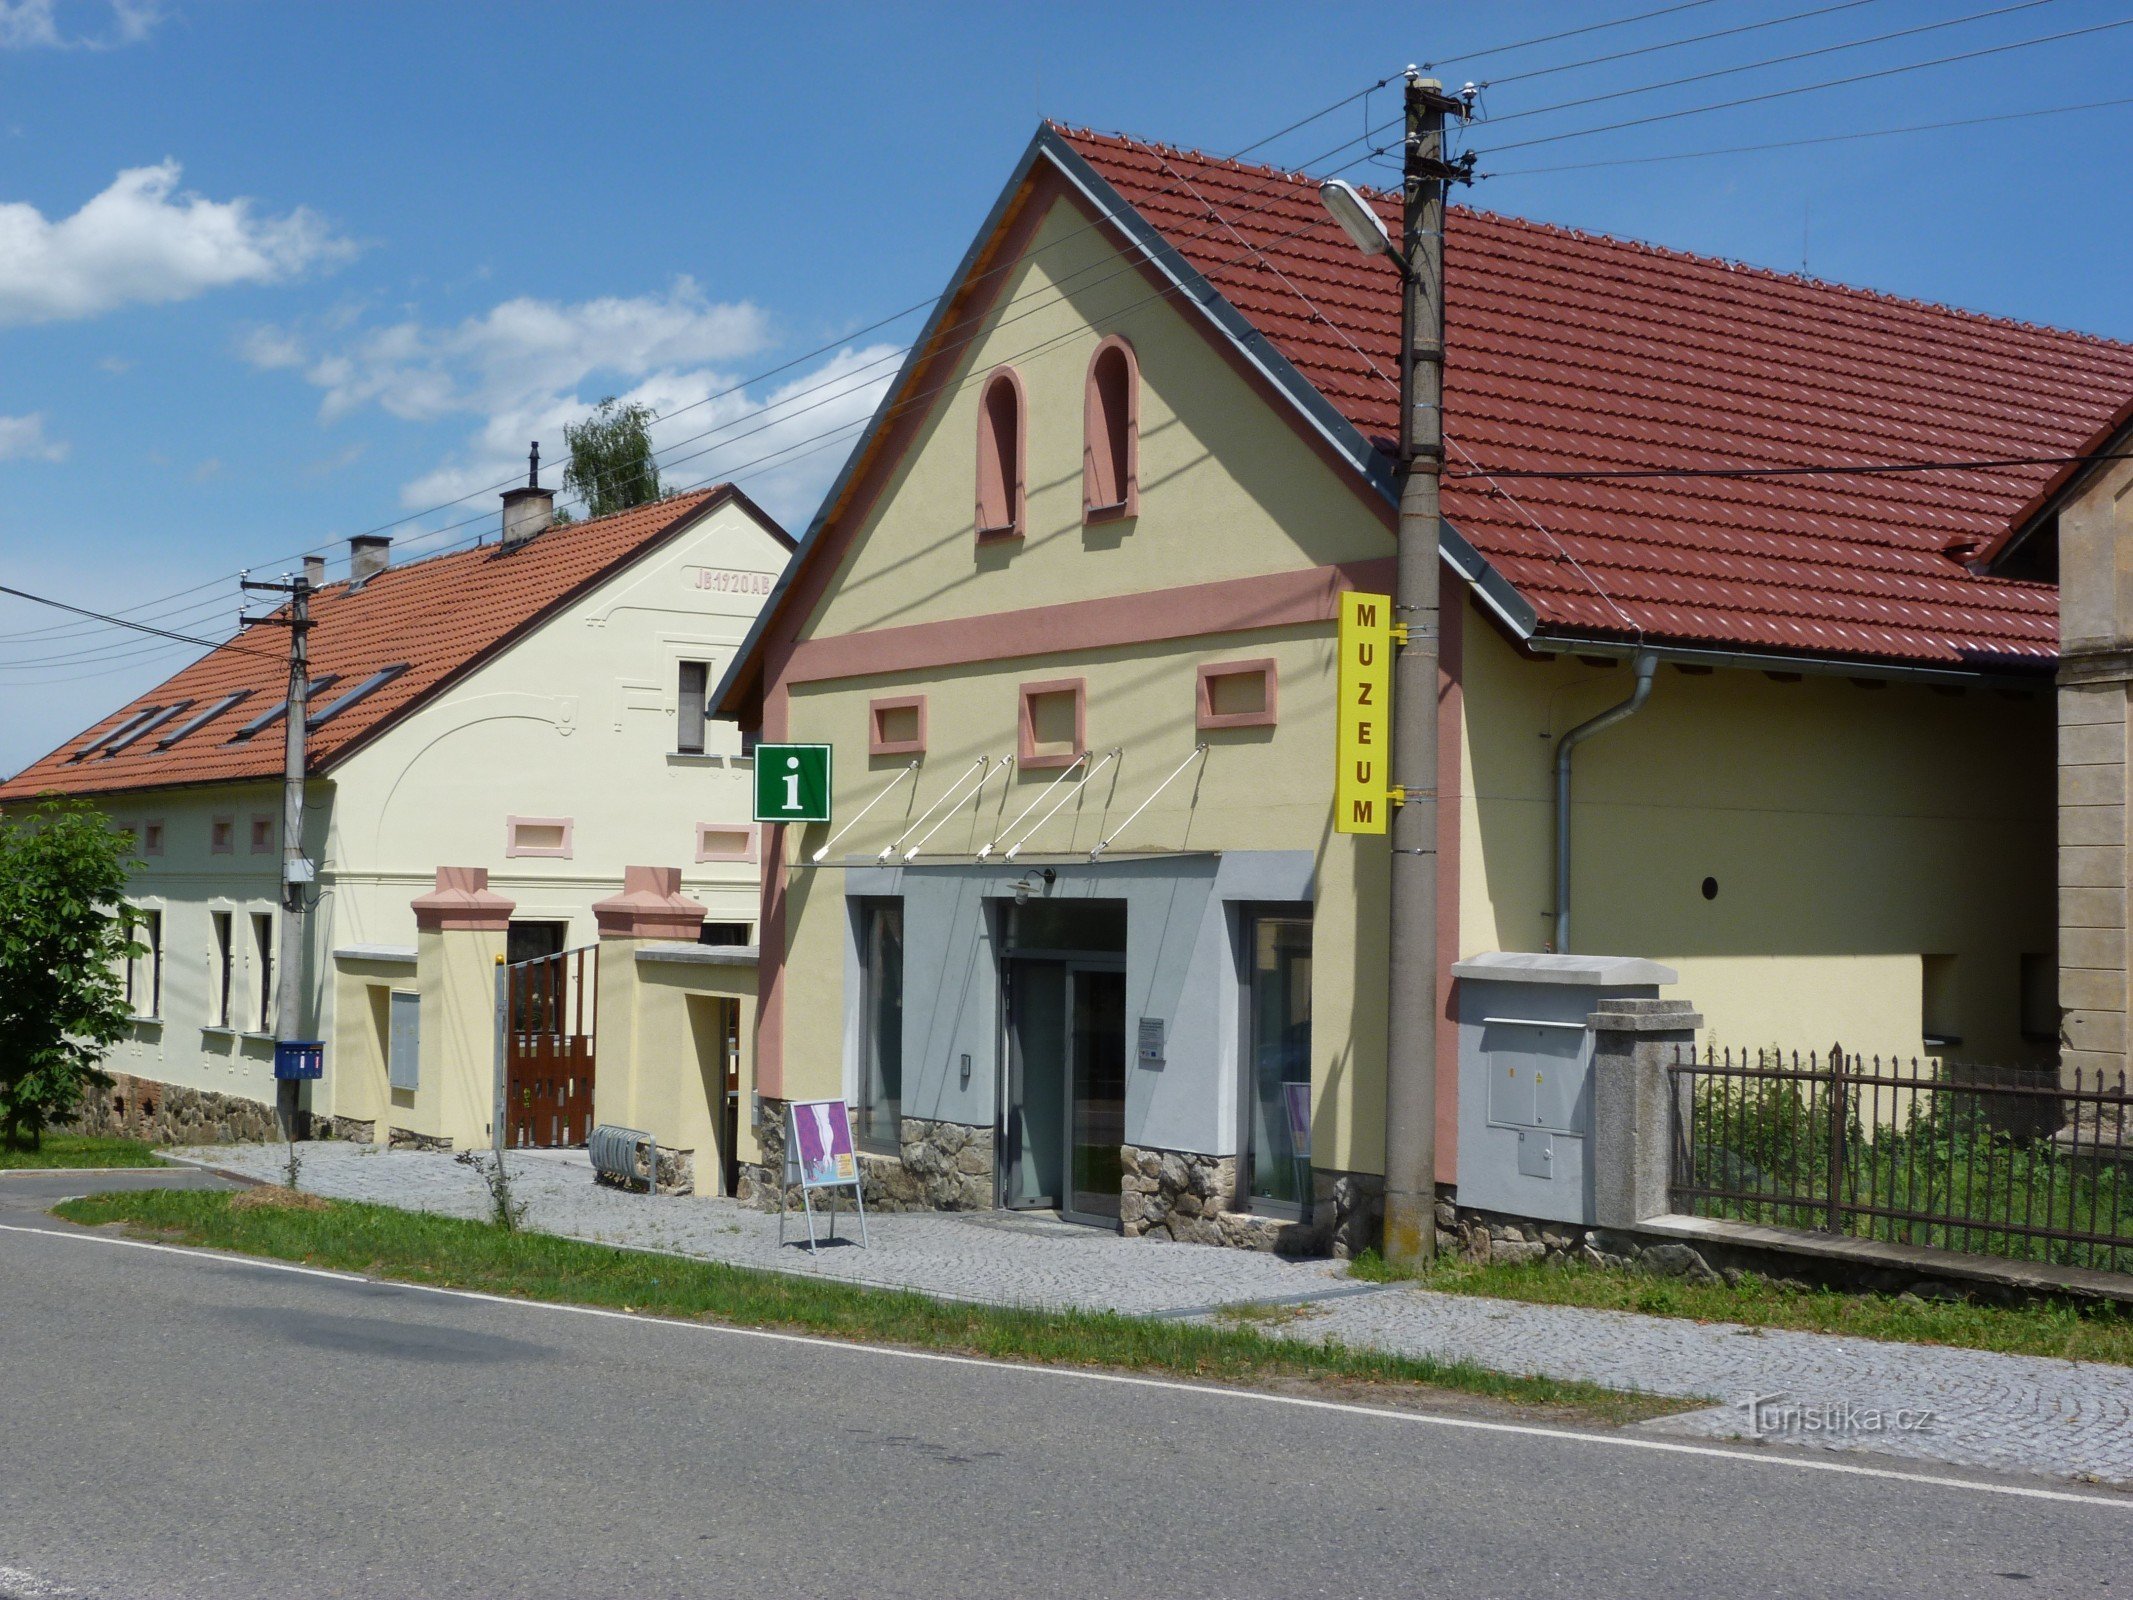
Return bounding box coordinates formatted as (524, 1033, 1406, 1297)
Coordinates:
(1381, 70, 1471, 1268)
(243, 569, 315, 1140)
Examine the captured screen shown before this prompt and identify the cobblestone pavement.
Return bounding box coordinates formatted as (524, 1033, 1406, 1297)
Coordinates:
(162, 1142, 2133, 1487)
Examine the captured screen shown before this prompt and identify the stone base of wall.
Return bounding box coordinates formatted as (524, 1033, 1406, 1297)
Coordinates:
(594, 1143, 695, 1196)
(736, 1100, 994, 1212)
(325, 1117, 377, 1144)
(388, 1126, 454, 1153)
(1120, 1146, 1384, 1257)
(69, 1071, 280, 1147)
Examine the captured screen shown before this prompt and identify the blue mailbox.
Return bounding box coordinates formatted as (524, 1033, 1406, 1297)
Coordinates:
(272, 1040, 324, 1081)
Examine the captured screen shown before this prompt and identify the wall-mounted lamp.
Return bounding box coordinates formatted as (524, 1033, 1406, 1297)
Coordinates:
(1012, 867, 1056, 905)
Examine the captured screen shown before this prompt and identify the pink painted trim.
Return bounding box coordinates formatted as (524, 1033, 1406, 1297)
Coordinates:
(974, 365, 1026, 542)
(505, 816, 574, 860)
(594, 864, 709, 940)
(695, 822, 759, 864)
(787, 558, 1395, 687)
(248, 813, 275, 854)
(1435, 593, 1465, 1187)
(411, 866, 516, 933)
(140, 819, 165, 858)
(1018, 677, 1086, 770)
(209, 815, 235, 855)
(868, 694, 928, 757)
(1196, 657, 1277, 729)
(1083, 335, 1139, 521)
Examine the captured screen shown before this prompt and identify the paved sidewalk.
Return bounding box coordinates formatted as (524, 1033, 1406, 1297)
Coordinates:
(162, 1142, 2133, 1487)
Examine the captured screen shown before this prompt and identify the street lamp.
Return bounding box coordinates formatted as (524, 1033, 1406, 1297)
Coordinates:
(1318, 179, 1399, 269)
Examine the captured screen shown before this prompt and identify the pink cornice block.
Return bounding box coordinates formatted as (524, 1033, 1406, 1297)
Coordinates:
(411, 866, 516, 932)
(593, 864, 709, 941)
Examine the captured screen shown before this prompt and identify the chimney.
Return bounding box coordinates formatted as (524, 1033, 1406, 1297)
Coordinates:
(349, 534, 391, 582)
(500, 438, 554, 549)
(302, 554, 326, 588)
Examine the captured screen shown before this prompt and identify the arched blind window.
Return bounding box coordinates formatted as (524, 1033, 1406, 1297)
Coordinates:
(1084, 337, 1138, 519)
(975, 367, 1025, 540)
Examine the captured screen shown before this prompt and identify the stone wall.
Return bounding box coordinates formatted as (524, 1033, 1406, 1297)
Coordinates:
(735, 1099, 995, 1213)
(592, 1140, 696, 1196)
(1120, 1143, 1384, 1258)
(70, 1071, 279, 1146)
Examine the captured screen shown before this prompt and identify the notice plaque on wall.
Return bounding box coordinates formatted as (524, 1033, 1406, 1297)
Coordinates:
(1137, 1016, 1165, 1068)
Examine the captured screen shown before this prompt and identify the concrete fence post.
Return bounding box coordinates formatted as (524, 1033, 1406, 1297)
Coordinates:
(408, 867, 516, 1151)
(1588, 997, 1702, 1228)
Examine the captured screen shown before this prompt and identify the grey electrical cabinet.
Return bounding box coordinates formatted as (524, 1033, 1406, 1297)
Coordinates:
(1451, 952, 1676, 1224)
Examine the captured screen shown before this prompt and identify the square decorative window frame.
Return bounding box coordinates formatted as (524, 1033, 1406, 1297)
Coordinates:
(695, 823, 759, 864)
(1017, 678, 1087, 770)
(1196, 658, 1278, 730)
(505, 816, 575, 860)
(249, 813, 276, 854)
(140, 820, 165, 858)
(869, 695, 928, 757)
(209, 815, 236, 855)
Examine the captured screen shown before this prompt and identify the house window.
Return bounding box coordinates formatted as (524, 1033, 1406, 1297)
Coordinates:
(250, 814, 275, 854)
(2020, 953, 2057, 1045)
(142, 821, 164, 857)
(1018, 679, 1086, 770)
(1242, 909, 1313, 1216)
(252, 912, 275, 1033)
(210, 816, 234, 855)
(133, 909, 162, 1018)
(1197, 659, 1277, 730)
(975, 366, 1026, 541)
(211, 911, 235, 1028)
(698, 921, 753, 947)
(869, 695, 926, 757)
(1084, 336, 1139, 520)
(1922, 954, 1960, 1050)
(505, 817, 573, 859)
(677, 661, 711, 755)
(695, 824, 757, 863)
(855, 897, 905, 1154)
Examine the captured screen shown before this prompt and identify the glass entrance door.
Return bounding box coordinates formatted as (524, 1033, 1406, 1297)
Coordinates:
(1065, 967, 1127, 1226)
(1003, 959, 1066, 1210)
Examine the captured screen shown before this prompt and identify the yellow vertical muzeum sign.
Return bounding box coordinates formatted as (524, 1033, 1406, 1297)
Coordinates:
(1336, 591, 1392, 834)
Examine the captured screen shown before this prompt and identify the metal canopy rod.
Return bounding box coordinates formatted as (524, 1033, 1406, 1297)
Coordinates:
(904, 755, 1011, 860)
(878, 756, 992, 863)
(978, 749, 1088, 860)
(1005, 749, 1119, 861)
(812, 759, 920, 862)
(1089, 745, 1206, 862)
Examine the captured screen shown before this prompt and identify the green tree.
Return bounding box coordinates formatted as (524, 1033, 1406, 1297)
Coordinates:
(562, 396, 661, 519)
(0, 798, 139, 1150)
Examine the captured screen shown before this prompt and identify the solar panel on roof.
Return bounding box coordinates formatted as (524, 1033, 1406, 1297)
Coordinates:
(226, 676, 342, 743)
(154, 690, 253, 750)
(69, 705, 163, 762)
(305, 664, 409, 730)
(99, 700, 194, 757)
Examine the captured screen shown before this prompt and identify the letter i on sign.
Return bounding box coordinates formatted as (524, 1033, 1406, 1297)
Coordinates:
(783, 756, 802, 811)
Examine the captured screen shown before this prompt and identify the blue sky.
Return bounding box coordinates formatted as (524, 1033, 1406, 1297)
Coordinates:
(4, 0, 2131, 776)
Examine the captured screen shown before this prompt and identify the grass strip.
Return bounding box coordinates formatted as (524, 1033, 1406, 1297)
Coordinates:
(51, 1188, 1682, 1426)
(1349, 1250, 2133, 1367)
(0, 1135, 166, 1171)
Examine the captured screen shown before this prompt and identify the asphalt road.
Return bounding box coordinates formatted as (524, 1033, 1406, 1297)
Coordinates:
(2, 1172, 2127, 1600)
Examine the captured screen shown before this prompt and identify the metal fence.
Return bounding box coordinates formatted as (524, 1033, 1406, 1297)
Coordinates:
(1668, 1046, 2133, 1275)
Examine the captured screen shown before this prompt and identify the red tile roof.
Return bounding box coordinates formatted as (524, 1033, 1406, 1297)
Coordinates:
(1056, 126, 2133, 668)
(2, 486, 777, 800)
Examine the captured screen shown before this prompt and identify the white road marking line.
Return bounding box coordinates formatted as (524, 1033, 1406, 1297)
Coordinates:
(6, 1218, 2126, 1511)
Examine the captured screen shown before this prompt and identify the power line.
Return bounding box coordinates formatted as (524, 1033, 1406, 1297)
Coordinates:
(1478, 0, 1887, 89)
(1478, 0, 2058, 125)
(1478, 13, 2133, 157)
(1481, 92, 2133, 176)
(1446, 449, 2133, 483)
(1423, 0, 1724, 69)
(0, 584, 281, 661)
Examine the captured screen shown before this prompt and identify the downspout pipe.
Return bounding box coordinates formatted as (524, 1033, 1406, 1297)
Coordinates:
(1553, 651, 1658, 953)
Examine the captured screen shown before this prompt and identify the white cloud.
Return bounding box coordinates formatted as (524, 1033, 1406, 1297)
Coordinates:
(0, 0, 164, 49)
(252, 280, 898, 529)
(0, 161, 352, 326)
(0, 411, 67, 461)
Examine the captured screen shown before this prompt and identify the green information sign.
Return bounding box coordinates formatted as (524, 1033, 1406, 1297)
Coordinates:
(754, 743, 832, 824)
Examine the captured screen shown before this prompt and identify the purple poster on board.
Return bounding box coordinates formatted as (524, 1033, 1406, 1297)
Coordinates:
(788, 1098, 859, 1189)
(1282, 1081, 1313, 1160)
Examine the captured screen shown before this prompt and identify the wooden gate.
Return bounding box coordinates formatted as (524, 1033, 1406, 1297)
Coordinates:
(505, 946, 597, 1147)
